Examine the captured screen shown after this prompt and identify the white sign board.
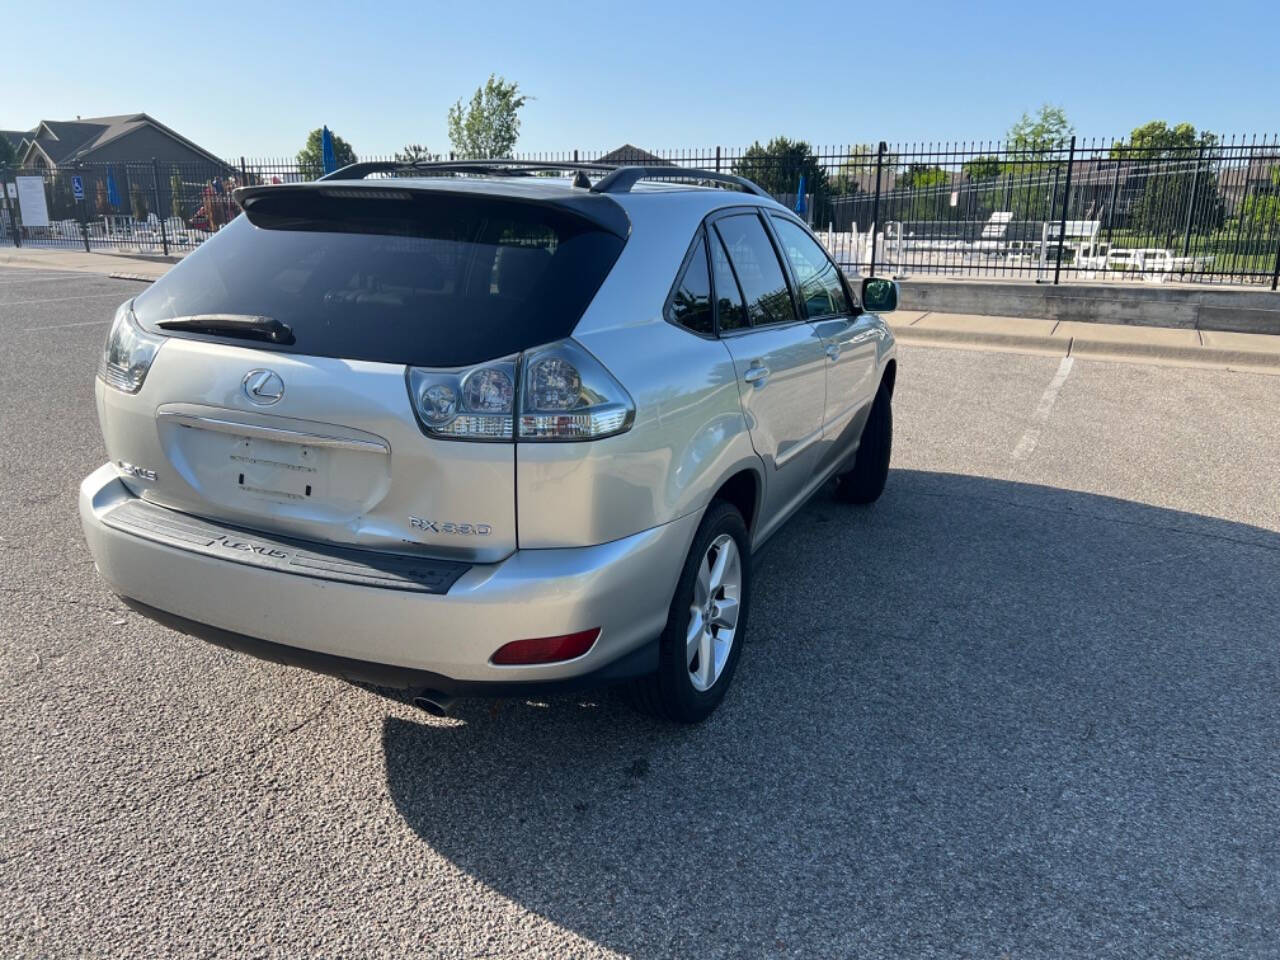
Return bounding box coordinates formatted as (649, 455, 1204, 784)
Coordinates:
(5, 182, 15, 199)
(15, 177, 49, 227)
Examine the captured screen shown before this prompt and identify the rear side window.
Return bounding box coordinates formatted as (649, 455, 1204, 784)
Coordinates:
(714, 214, 797, 327)
(708, 230, 748, 332)
(131, 191, 627, 367)
(770, 216, 851, 318)
(666, 235, 713, 335)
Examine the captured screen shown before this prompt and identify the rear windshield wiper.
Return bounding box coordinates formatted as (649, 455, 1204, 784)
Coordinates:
(156, 314, 294, 344)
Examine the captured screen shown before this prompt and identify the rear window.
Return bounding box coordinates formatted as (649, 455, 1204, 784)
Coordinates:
(132, 191, 627, 367)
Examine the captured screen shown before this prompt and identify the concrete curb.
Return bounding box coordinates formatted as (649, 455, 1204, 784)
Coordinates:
(892, 323, 1280, 375)
(892, 325, 1064, 355)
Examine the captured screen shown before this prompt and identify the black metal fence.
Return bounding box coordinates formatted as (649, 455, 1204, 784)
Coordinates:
(3, 136, 1279, 287)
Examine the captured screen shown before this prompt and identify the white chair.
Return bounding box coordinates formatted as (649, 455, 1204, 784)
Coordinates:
(968, 211, 1013, 255)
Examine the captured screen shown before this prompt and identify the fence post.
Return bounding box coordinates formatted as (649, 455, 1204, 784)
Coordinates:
(1053, 135, 1076, 285)
(1271, 238, 1280, 291)
(76, 164, 90, 252)
(1182, 143, 1205, 259)
(152, 158, 169, 256)
(715, 146, 721, 173)
(869, 141, 885, 276)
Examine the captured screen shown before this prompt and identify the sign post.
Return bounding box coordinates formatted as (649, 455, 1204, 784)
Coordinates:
(1, 178, 18, 247)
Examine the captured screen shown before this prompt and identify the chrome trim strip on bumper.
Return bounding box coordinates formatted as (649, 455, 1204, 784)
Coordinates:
(156, 411, 391, 454)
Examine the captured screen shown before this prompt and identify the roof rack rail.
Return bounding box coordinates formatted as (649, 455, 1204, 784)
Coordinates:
(589, 165, 770, 198)
(317, 159, 771, 198)
(320, 159, 618, 181)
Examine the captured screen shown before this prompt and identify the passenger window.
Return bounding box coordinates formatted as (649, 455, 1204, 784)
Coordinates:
(708, 230, 748, 332)
(666, 235, 713, 335)
(714, 214, 797, 327)
(770, 217, 851, 318)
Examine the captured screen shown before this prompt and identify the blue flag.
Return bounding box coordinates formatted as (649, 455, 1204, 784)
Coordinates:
(321, 126, 337, 175)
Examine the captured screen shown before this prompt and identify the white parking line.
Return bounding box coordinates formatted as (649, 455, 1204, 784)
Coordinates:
(0, 292, 124, 307)
(1011, 356, 1074, 460)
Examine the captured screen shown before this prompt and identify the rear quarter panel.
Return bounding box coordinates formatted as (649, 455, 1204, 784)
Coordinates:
(516, 194, 764, 549)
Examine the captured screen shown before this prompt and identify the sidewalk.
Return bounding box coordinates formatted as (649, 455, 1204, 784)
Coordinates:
(889, 311, 1280, 374)
(0, 246, 179, 280)
(5, 245, 1280, 374)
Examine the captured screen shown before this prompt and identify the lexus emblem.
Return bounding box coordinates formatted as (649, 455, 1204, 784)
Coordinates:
(242, 369, 285, 405)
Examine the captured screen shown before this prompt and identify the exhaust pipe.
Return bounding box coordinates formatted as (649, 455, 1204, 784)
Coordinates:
(412, 690, 456, 717)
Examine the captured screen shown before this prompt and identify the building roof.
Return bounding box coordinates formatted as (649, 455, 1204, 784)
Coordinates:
(18, 113, 226, 167)
(594, 143, 668, 165)
(1, 129, 32, 150)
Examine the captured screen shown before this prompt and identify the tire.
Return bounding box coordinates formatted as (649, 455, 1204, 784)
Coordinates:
(625, 500, 751, 723)
(835, 381, 893, 505)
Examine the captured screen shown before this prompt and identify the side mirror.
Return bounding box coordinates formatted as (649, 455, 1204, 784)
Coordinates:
(861, 277, 898, 313)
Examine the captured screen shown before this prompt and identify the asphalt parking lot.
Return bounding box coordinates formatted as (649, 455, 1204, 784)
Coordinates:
(2, 264, 1278, 958)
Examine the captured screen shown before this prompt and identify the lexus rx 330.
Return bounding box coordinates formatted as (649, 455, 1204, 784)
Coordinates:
(79, 161, 899, 723)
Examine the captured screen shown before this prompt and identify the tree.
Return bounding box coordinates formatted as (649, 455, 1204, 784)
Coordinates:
(899, 165, 948, 189)
(1007, 104, 1073, 150)
(395, 143, 438, 163)
(830, 144, 900, 195)
(1237, 166, 1280, 232)
(895, 164, 954, 220)
(962, 155, 1003, 180)
(732, 137, 829, 209)
(0, 135, 15, 168)
(447, 75, 529, 159)
(296, 128, 357, 179)
(1115, 121, 1224, 245)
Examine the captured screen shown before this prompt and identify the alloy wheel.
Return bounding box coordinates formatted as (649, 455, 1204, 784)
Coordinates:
(687, 533, 742, 692)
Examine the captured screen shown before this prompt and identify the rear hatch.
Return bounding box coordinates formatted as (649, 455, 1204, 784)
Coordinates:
(102, 183, 626, 563)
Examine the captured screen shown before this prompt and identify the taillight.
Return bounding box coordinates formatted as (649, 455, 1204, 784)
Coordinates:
(408, 358, 518, 441)
(99, 301, 165, 394)
(407, 339, 633, 443)
(490, 628, 601, 665)
(518, 339, 634, 441)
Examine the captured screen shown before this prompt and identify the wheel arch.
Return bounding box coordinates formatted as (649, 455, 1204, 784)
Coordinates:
(709, 466, 763, 534)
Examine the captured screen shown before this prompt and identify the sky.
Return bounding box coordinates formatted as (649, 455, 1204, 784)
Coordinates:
(4, 0, 1278, 159)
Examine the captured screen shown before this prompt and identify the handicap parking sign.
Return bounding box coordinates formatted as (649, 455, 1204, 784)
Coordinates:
(71, 175, 84, 201)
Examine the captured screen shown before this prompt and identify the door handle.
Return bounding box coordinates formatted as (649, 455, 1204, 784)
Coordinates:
(743, 364, 770, 387)
(825, 344, 841, 360)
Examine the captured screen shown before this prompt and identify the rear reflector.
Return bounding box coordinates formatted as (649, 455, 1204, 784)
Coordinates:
(490, 628, 601, 665)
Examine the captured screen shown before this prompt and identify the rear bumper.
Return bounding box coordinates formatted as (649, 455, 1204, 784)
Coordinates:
(80, 464, 696, 689)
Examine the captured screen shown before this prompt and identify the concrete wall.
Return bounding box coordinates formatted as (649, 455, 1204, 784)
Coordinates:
(899, 279, 1280, 335)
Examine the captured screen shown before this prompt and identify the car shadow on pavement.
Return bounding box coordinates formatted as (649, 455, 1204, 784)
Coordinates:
(382, 469, 1280, 957)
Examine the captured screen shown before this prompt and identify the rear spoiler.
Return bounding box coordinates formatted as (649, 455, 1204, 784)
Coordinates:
(232, 180, 632, 239)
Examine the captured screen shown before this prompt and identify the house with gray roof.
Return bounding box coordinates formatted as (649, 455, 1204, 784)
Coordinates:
(17, 113, 227, 170)
(595, 144, 668, 165)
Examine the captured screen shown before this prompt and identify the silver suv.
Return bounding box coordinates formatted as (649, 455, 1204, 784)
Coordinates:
(79, 161, 898, 723)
